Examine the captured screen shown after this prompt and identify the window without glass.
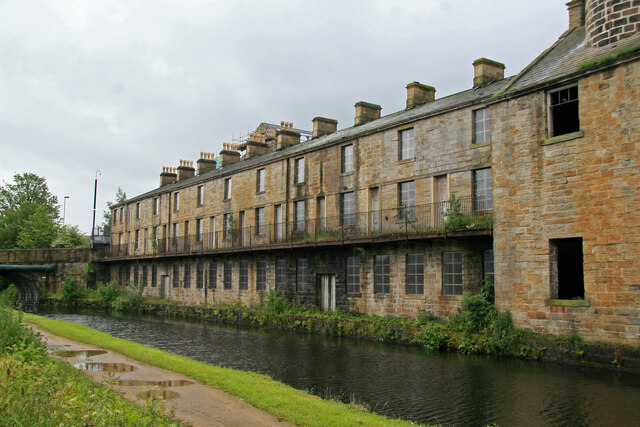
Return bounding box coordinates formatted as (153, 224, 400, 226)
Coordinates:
(276, 259, 286, 291)
(274, 205, 283, 239)
(240, 261, 249, 290)
(119, 207, 123, 223)
(173, 265, 180, 288)
(295, 200, 305, 231)
(473, 108, 491, 143)
(224, 178, 232, 199)
(142, 265, 148, 287)
(173, 192, 180, 211)
(550, 238, 584, 299)
(549, 85, 579, 137)
(442, 251, 463, 295)
(346, 257, 360, 293)
(374, 255, 390, 294)
(342, 144, 354, 173)
(209, 263, 217, 289)
(295, 157, 305, 184)
(297, 259, 308, 291)
(256, 207, 265, 235)
(197, 185, 203, 206)
(113, 209, 117, 224)
(224, 213, 232, 240)
(134, 230, 140, 249)
(133, 266, 139, 285)
(257, 169, 265, 192)
(153, 197, 159, 215)
(257, 260, 267, 291)
(196, 218, 203, 242)
(135, 202, 140, 219)
(483, 250, 494, 285)
(398, 181, 415, 219)
(184, 264, 191, 288)
(399, 128, 414, 160)
(474, 168, 493, 211)
(223, 262, 232, 289)
(342, 192, 355, 226)
(406, 253, 424, 294)
(196, 263, 204, 288)
(172, 222, 178, 247)
(151, 265, 157, 288)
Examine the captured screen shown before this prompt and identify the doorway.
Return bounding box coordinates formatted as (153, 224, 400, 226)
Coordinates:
(319, 274, 336, 312)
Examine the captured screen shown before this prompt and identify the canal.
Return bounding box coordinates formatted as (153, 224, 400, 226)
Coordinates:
(44, 311, 640, 426)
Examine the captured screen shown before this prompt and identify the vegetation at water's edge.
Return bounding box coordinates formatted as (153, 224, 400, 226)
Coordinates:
(0, 302, 183, 426)
(25, 312, 423, 427)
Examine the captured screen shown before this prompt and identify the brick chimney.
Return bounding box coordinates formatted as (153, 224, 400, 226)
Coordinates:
(197, 152, 216, 174)
(177, 160, 195, 181)
(406, 82, 436, 109)
(312, 117, 338, 138)
(219, 143, 240, 166)
(585, 0, 639, 47)
(354, 101, 381, 126)
(567, 0, 585, 28)
(246, 133, 268, 158)
(160, 167, 177, 187)
(276, 121, 301, 150)
(473, 58, 505, 87)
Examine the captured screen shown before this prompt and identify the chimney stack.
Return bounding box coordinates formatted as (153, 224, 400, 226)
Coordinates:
(276, 121, 301, 150)
(406, 82, 436, 109)
(246, 133, 269, 158)
(219, 143, 241, 166)
(312, 117, 338, 138)
(585, 0, 638, 47)
(354, 101, 381, 126)
(160, 166, 177, 187)
(197, 152, 217, 174)
(177, 159, 195, 180)
(473, 58, 505, 87)
(567, 0, 585, 29)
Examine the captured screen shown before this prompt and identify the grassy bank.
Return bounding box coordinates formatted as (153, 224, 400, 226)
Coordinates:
(25, 312, 420, 427)
(0, 304, 182, 426)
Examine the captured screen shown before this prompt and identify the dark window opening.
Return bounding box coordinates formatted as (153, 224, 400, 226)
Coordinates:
(549, 85, 579, 137)
(297, 259, 308, 291)
(209, 263, 217, 289)
(257, 260, 267, 291)
(196, 263, 204, 288)
(173, 265, 180, 288)
(183, 264, 191, 288)
(151, 265, 157, 288)
(550, 238, 584, 300)
(240, 261, 249, 290)
(276, 259, 286, 291)
(224, 262, 233, 289)
(374, 255, 390, 294)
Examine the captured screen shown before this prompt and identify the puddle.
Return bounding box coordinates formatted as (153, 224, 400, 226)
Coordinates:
(137, 389, 180, 400)
(54, 350, 108, 358)
(116, 379, 194, 387)
(74, 362, 136, 372)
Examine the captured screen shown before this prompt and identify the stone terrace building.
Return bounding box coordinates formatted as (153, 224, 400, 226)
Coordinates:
(105, 1, 639, 344)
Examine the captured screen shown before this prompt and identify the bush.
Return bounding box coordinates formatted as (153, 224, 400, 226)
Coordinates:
(96, 281, 123, 304)
(413, 322, 449, 351)
(265, 290, 310, 315)
(61, 275, 86, 301)
(0, 284, 19, 306)
(0, 304, 46, 359)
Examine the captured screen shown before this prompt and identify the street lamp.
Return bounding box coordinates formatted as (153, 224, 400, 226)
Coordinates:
(62, 196, 69, 225)
(91, 170, 101, 249)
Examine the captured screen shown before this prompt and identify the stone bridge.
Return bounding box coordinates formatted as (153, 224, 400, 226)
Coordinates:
(0, 248, 93, 309)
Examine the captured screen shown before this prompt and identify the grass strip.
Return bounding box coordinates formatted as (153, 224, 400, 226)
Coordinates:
(25, 313, 421, 427)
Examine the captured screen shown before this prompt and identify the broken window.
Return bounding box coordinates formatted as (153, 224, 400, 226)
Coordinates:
(548, 85, 580, 137)
(151, 265, 157, 288)
(550, 237, 584, 299)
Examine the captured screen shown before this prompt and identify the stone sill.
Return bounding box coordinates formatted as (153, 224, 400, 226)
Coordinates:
(545, 298, 591, 307)
(471, 141, 491, 149)
(256, 191, 266, 195)
(541, 129, 584, 146)
(396, 158, 415, 165)
(341, 171, 355, 177)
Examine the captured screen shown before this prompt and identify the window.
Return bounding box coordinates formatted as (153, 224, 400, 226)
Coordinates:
(346, 257, 360, 293)
(550, 238, 584, 299)
(113, 209, 117, 224)
(153, 197, 159, 215)
(196, 263, 204, 288)
(342, 144, 354, 173)
(134, 230, 140, 249)
(473, 108, 491, 143)
(151, 265, 158, 288)
(118, 265, 125, 285)
(197, 185, 203, 206)
(224, 213, 233, 240)
(443, 251, 463, 295)
(184, 264, 191, 288)
(295, 157, 305, 184)
(142, 265, 148, 287)
(398, 181, 415, 219)
(257, 260, 267, 291)
(548, 85, 579, 137)
(135, 203, 140, 219)
(133, 266, 139, 285)
(274, 205, 283, 239)
(224, 178, 232, 199)
(374, 255, 390, 294)
(406, 253, 424, 294)
(196, 218, 203, 242)
(257, 169, 265, 192)
(341, 192, 355, 226)
(240, 261, 249, 290)
(256, 207, 265, 235)
(483, 250, 494, 285)
(295, 200, 305, 231)
(209, 263, 217, 289)
(172, 222, 178, 246)
(399, 128, 414, 160)
(119, 207, 123, 223)
(276, 259, 286, 291)
(297, 259, 308, 291)
(474, 168, 493, 211)
(173, 192, 180, 211)
(316, 196, 326, 229)
(224, 262, 232, 289)
(173, 265, 180, 288)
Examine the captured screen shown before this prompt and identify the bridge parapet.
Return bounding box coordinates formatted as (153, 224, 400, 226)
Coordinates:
(0, 248, 92, 264)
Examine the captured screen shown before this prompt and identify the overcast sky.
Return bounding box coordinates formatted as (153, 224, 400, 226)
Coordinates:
(0, 0, 569, 234)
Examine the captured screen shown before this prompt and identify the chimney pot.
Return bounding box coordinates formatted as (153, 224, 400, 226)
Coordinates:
(354, 101, 382, 126)
(276, 121, 301, 150)
(472, 58, 505, 87)
(406, 82, 436, 109)
(160, 165, 178, 186)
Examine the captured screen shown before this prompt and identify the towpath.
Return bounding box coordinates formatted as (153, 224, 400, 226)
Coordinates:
(30, 325, 295, 427)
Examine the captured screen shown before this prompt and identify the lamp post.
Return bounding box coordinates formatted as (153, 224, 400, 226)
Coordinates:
(62, 196, 69, 225)
(91, 170, 101, 249)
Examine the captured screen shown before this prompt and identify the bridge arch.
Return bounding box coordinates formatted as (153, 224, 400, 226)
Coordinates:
(0, 265, 53, 309)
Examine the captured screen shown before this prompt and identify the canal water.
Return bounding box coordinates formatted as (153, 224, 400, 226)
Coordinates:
(44, 311, 640, 426)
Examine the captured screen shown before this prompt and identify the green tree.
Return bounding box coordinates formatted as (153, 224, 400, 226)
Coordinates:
(51, 224, 89, 248)
(102, 187, 126, 235)
(0, 173, 59, 249)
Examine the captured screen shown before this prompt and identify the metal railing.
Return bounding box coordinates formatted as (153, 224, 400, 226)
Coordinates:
(104, 196, 491, 258)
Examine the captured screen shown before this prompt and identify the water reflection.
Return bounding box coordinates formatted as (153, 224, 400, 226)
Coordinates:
(44, 311, 640, 426)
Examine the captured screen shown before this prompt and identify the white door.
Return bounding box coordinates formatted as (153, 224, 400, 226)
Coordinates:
(320, 274, 336, 312)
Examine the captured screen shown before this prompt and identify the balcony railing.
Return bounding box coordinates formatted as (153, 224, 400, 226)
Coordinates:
(103, 196, 491, 258)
